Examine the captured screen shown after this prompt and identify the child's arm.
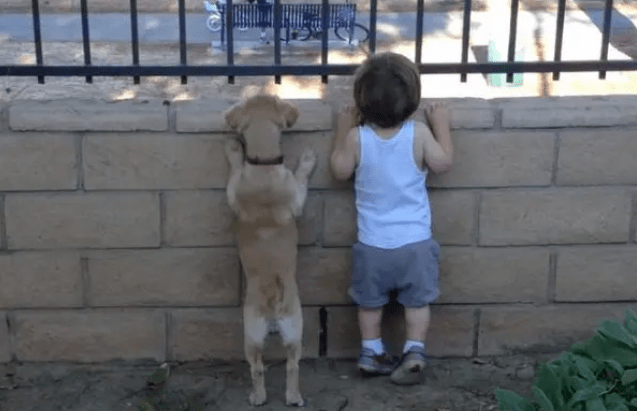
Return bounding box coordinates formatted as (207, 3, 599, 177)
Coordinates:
(420, 102, 453, 174)
(329, 106, 359, 181)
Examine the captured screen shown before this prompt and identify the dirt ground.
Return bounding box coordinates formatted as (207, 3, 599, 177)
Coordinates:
(0, 354, 559, 411)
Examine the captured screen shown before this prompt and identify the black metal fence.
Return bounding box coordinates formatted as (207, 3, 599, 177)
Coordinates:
(2, 0, 637, 85)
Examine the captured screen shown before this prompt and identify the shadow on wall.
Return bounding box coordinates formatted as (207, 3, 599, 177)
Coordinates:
(574, 0, 637, 59)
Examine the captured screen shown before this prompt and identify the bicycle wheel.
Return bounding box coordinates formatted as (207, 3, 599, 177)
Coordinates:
(334, 23, 369, 43)
(206, 15, 222, 32)
(295, 26, 313, 41)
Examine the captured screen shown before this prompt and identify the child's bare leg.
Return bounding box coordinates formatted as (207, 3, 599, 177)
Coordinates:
(358, 308, 382, 340)
(357, 307, 395, 375)
(390, 305, 430, 385)
(405, 305, 431, 342)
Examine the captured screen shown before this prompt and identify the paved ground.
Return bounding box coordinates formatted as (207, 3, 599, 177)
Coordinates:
(0, 354, 554, 411)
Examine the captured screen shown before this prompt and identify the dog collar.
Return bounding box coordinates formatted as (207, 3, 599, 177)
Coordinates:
(245, 155, 284, 165)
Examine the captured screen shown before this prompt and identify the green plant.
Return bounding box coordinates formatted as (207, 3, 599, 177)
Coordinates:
(496, 309, 637, 411)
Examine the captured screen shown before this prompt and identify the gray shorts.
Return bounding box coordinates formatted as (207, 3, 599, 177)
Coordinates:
(350, 238, 440, 308)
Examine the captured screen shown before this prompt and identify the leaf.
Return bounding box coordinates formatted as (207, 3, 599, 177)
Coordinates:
(567, 376, 589, 393)
(624, 310, 637, 337)
(603, 360, 625, 377)
(586, 397, 607, 411)
(535, 364, 564, 410)
(578, 335, 637, 368)
(566, 383, 607, 409)
(573, 355, 598, 382)
(494, 388, 534, 411)
(605, 393, 629, 411)
(631, 398, 637, 406)
(599, 320, 637, 349)
(532, 386, 556, 411)
(621, 369, 637, 386)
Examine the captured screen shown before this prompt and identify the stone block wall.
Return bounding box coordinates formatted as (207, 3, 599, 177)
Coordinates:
(0, 96, 636, 363)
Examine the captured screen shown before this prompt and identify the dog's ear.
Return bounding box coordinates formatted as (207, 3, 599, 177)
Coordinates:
(276, 100, 299, 128)
(224, 102, 245, 130)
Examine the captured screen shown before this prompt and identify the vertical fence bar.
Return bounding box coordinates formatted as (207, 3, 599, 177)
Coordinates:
(178, 0, 187, 84)
(31, 0, 44, 84)
(79, 0, 92, 83)
(506, 0, 519, 83)
(321, 0, 329, 83)
(599, 0, 613, 79)
(369, 0, 377, 54)
(552, 0, 566, 80)
(130, 0, 140, 84)
(227, 0, 235, 84)
(275, 0, 282, 84)
(415, 0, 424, 64)
(460, 0, 472, 82)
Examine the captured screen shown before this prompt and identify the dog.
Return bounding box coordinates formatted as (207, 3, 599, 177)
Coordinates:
(223, 94, 317, 406)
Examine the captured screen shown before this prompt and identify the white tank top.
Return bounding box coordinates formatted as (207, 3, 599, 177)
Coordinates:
(354, 121, 432, 249)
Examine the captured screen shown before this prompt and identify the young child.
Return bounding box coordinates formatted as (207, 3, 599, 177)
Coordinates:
(329, 52, 453, 385)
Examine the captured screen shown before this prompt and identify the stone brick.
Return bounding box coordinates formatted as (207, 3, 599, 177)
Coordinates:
(297, 248, 351, 305)
(88, 248, 240, 307)
(170, 307, 320, 361)
(0, 133, 77, 191)
(410, 99, 495, 130)
(13, 310, 166, 362)
(0, 196, 4, 250)
(322, 189, 476, 246)
(9, 101, 167, 131)
(438, 247, 549, 303)
(0, 312, 8, 363)
(282, 131, 348, 189)
(501, 98, 637, 128)
(451, 108, 495, 129)
(479, 188, 632, 246)
(323, 192, 355, 246)
(5, 193, 160, 249)
(326, 305, 475, 358)
(164, 190, 321, 247)
(164, 191, 234, 247)
(478, 304, 633, 355)
(176, 99, 332, 132)
(557, 129, 637, 186)
(84, 133, 228, 190)
(428, 131, 555, 188)
(555, 246, 637, 302)
(0, 252, 82, 308)
(430, 190, 475, 245)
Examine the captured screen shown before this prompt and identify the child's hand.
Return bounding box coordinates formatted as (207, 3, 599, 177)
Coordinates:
(337, 105, 361, 131)
(424, 102, 451, 131)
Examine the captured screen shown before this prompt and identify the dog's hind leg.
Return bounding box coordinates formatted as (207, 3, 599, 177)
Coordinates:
(278, 302, 304, 407)
(244, 306, 269, 406)
(291, 147, 317, 217)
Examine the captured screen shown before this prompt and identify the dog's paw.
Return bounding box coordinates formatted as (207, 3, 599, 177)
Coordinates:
(224, 138, 244, 166)
(249, 390, 267, 407)
(285, 391, 305, 407)
(297, 147, 317, 176)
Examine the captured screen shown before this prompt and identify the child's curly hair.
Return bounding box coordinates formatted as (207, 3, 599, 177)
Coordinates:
(353, 52, 421, 129)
